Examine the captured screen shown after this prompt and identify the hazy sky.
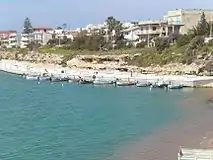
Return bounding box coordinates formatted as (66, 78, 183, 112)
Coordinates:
(0, 0, 212, 30)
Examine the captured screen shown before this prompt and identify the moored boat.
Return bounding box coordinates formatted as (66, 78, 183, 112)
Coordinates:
(79, 79, 93, 84)
(168, 84, 183, 89)
(25, 75, 39, 80)
(116, 81, 136, 86)
(50, 76, 69, 82)
(93, 80, 113, 85)
(157, 81, 168, 88)
(136, 82, 150, 87)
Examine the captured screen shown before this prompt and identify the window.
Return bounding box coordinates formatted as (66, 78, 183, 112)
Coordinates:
(152, 27, 157, 31)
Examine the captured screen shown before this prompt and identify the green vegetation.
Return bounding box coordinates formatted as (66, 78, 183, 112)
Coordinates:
(23, 17, 33, 34)
(4, 13, 213, 67)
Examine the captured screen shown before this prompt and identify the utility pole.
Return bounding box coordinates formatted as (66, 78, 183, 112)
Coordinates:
(210, 12, 213, 38)
(147, 25, 150, 47)
(58, 36, 61, 47)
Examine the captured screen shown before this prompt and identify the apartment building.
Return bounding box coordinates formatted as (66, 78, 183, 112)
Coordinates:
(165, 9, 213, 34)
(20, 27, 53, 48)
(0, 30, 18, 48)
(122, 20, 182, 46)
(33, 27, 53, 45)
(20, 33, 32, 48)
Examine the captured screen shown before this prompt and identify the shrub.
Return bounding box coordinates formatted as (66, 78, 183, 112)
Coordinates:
(188, 36, 204, 50)
(154, 37, 169, 52)
(136, 41, 146, 48)
(208, 39, 213, 46)
(176, 34, 192, 47)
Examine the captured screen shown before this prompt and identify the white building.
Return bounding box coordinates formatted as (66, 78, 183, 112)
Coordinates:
(0, 30, 18, 48)
(20, 33, 31, 48)
(32, 27, 53, 45)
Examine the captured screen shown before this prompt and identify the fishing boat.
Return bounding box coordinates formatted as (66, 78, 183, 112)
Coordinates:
(79, 79, 93, 84)
(68, 76, 81, 83)
(25, 74, 39, 80)
(38, 76, 50, 81)
(136, 82, 150, 87)
(93, 79, 113, 85)
(116, 81, 136, 86)
(157, 81, 168, 88)
(168, 84, 183, 89)
(50, 76, 69, 82)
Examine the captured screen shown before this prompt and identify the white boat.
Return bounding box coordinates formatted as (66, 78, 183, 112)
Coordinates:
(116, 81, 136, 86)
(38, 76, 50, 81)
(168, 84, 183, 89)
(136, 82, 149, 87)
(93, 80, 113, 85)
(25, 75, 39, 80)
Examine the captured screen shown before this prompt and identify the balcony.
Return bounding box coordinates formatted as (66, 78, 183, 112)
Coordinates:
(137, 29, 162, 35)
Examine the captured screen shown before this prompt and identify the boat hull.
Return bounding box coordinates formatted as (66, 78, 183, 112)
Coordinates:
(116, 81, 136, 86)
(93, 80, 113, 85)
(168, 85, 183, 89)
(25, 75, 39, 80)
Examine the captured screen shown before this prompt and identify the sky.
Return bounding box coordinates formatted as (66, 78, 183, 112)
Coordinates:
(0, 0, 212, 31)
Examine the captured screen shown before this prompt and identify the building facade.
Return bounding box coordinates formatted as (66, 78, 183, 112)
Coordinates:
(165, 9, 213, 34)
(0, 30, 18, 48)
(122, 20, 182, 46)
(32, 27, 53, 45)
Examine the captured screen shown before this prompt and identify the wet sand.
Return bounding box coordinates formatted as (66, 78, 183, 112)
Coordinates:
(109, 89, 213, 160)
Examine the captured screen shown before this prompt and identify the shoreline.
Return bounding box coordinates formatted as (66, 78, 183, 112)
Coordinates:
(1, 59, 213, 88)
(109, 89, 213, 160)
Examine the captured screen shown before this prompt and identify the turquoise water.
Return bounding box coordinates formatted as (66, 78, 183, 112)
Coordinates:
(0, 72, 185, 160)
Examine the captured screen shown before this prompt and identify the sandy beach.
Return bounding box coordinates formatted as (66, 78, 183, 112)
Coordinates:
(109, 89, 213, 160)
(1, 59, 213, 87)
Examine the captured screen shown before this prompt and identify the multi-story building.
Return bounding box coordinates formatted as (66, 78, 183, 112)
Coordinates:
(122, 20, 182, 46)
(85, 23, 108, 36)
(0, 30, 18, 48)
(165, 9, 213, 34)
(20, 27, 53, 48)
(20, 33, 33, 48)
(32, 27, 53, 45)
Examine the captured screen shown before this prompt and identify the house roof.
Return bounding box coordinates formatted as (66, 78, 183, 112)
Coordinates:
(33, 27, 53, 31)
(0, 30, 17, 34)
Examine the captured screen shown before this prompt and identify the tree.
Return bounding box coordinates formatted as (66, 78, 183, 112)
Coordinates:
(191, 12, 210, 36)
(23, 18, 33, 34)
(62, 23, 67, 30)
(106, 16, 123, 43)
(69, 35, 104, 51)
(176, 34, 192, 47)
(27, 41, 41, 52)
(155, 37, 170, 52)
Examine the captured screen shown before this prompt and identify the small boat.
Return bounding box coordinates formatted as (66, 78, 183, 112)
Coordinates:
(50, 76, 69, 82)
(168, 84, 183, 89)
(68, 76, 81, 83)
(38, 76, 50, 81)
(116, 81, 136, 86)
(79, 79, 93, 84)
(93, 80, 113, 85)
(157, 82, 168, 88)
(25, 75, 39, 80)
(136, 82, 150, 87)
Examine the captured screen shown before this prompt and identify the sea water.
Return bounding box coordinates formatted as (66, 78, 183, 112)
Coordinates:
(0, 72, 188, 160)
